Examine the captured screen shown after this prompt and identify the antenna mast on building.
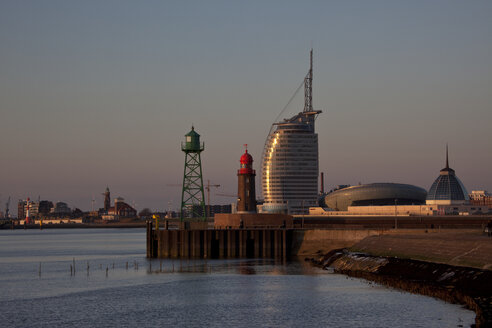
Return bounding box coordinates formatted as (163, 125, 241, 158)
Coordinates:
(304, 49, 313, 112)
(446, 143, 449, 169)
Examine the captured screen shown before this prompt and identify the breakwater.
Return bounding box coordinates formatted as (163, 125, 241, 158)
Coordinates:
(309, 250, 492, 328)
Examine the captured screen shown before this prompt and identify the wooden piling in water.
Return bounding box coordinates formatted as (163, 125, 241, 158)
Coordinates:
(147, 228, 293, 260)
(254, 230, 260, 258)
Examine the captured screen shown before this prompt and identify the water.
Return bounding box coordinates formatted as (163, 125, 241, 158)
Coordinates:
(0, 229, 474, 327)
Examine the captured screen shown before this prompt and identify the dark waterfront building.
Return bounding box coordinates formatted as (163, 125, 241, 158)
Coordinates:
(320, 183, 427, 211)
(52, 202, 71, 216)
(38, 201, 54, 215)
(17, 200, 26, 220)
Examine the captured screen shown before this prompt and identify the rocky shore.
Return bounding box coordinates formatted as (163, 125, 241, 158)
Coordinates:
(309, 249, 492, 327)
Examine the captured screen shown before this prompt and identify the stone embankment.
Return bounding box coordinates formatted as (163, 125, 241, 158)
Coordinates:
(350, 230, 492, 270)
(309, 239, 492, 327)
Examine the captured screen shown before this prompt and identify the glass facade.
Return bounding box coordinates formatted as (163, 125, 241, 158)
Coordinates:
(427, 172, 469, 201)
(261, 112, 320, 214)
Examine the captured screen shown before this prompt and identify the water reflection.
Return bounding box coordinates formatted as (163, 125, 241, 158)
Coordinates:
(0, 229, 476, 328)
(144, 258, 322, 276)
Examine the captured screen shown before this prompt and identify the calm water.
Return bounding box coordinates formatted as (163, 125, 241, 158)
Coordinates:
(0, 229, 474, 327)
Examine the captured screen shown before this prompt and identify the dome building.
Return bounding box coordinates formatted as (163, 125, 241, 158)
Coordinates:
(426, 146, 469, 205)
(320, 183, 427, 211)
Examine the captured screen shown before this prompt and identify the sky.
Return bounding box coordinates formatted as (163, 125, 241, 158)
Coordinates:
(1, 0, 491, 212)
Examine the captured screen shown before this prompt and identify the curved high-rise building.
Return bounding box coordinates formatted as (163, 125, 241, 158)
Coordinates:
(261, 50, 322, 214)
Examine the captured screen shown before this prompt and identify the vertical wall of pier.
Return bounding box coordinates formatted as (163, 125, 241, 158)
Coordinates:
(146, 224, 292, 259)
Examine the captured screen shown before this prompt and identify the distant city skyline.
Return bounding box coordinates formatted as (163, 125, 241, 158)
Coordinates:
(1, 1, 491, 211)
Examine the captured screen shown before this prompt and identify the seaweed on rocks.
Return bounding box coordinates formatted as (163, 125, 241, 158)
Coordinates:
(310, 250, 492, 328)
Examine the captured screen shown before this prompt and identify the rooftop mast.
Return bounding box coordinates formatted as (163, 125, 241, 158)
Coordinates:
(303, 49, 313, 112)
(446, 143, 449, 169)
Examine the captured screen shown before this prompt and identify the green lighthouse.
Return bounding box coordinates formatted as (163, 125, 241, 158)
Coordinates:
(180, 126, 206, 221)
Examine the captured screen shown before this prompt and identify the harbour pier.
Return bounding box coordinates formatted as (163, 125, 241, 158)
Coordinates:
(146, 221, 292, 259)
(146, 216, 491, 260)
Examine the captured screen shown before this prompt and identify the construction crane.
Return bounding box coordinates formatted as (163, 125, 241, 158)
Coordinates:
(4, 196, 10, 218)
(205, 180, 220, 217)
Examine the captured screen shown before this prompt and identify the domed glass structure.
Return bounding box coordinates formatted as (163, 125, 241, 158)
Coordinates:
(426, 147, 469, 205)
(320, 183, 427, 211)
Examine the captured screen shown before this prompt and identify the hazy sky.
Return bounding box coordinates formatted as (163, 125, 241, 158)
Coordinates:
(1, 1, 491, 212)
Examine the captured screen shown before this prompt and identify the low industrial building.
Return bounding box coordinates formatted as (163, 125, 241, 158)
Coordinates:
(310, 204, 490, 216)
(469, 190, 492, 206)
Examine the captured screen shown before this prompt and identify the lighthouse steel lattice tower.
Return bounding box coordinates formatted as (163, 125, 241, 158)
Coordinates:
(180, 126, 206, 221)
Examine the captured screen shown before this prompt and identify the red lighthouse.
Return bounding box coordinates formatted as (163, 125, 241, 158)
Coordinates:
(237, 145, 257, 213)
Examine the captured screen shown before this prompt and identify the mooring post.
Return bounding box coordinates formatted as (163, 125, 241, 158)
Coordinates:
(204, 230, 210, 259)
(170, 230, 179, 258)
(191, 230, 198, 257)
(282, 230, 287, 260)
(219, 230, 227, 258)
(263, 230, 271, 258)
(273, 230, 279, 258)
(254, 230, 260, 258)
(146, 221, 150, 258)
(180, 230, 189, 258)
(160, 230, 168, 258)
(239, 230, 245, 257)
(228, 230, 237, 258)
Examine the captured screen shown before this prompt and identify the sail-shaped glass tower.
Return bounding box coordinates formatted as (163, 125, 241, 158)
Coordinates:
(261, 50, 322, 214)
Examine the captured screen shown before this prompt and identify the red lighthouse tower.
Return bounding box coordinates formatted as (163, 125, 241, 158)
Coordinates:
(237, 145, 257, 213)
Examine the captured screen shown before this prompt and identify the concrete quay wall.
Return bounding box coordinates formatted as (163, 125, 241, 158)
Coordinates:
(147, 221, 491, 267)
(291, 228, 388, 256)
(147, 223, 418, 259)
